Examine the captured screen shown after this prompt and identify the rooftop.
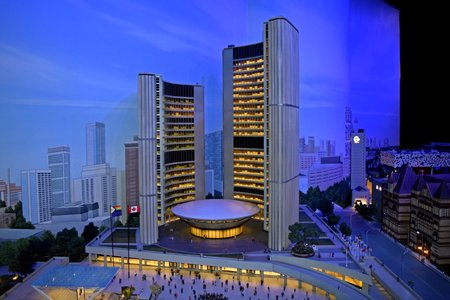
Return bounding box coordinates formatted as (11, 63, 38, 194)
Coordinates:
(172, 199, 259, 221)
(33, 264, 119, 288)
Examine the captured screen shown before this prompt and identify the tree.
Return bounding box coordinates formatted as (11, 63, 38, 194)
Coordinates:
(11, 215, 35, 229)
(121, 286, 136, 299)
(288, 223, 305, 244)
(318, 199, 334, 217)
(150, 283, 162, 299)
(339, 222, 352, 237)
(126, 215, 139, 227)
(98, 225, 106, 233)
(0, 241, 15, 266)
(54, 228, 86, 261)
(114, 220, 124, 227)
(355, 203, 377, 220)
(327, 214, 341, 227)
(9, 238, 35, 276)
(38, 231, 56, 261)
(0, 200, 6, 208)
(82, 222, 99, 244)
(14, 201, 23, 218)
(205, 192, 213, 199)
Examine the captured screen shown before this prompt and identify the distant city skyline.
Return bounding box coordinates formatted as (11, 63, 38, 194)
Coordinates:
(0, 0, 399, 183)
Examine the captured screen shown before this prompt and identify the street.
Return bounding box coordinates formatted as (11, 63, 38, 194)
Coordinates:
(336, 208, 450, 300)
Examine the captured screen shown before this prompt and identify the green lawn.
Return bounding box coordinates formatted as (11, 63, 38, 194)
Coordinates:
(299, 211, 312, 222)
(301, 223, 327, 237)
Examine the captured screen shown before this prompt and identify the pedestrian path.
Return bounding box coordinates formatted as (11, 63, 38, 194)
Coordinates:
(98, 264, 330, 300)
(300, 205, 421, 299)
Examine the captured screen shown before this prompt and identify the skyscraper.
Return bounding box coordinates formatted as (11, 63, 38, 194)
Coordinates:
(205, 130, 223, 194)
(48, 145, 71, 208)
(124, 141, 139, 208)
(86, 122, 106, 166)
(345, 106, 353, 157)
(21, 169, 51, 224)
(307, 136, 316, 153)
(138, 74, 205, 245)
(344, 106, 353, 177)
(223, 17, 299, 251)
(73, 122, 117, 216)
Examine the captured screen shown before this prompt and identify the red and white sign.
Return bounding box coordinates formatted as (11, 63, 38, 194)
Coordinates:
(128, 205, 140, 214)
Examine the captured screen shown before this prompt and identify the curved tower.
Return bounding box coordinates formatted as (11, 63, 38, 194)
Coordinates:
(138, 74, 205, 244)
(223, 17, 299, 250)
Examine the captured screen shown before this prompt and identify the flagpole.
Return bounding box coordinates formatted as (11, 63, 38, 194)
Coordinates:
(127, 206, 130, 279)
(110, 206, 115, 267)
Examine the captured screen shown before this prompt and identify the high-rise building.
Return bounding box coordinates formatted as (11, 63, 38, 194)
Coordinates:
(205, 130, 223, 194)
(351, 129, 369, 205)
(86, 122, 106, 166)
(326, 140, 335, 157)
(138, 74, 205, 245)
(307, 136, 316, 153)
(124, 141, 139, 208)
(48, 145, 71, 209)
(299, 137, 306, 153)
(21, 169, 51, 224)
(205, 169, 214, 196)
(344, 106, 353, 178)
(73, 122, 117, 216)
(223, 17, 299, 251)
(73, 164, 117, 216)
(345, 106, 353, 157)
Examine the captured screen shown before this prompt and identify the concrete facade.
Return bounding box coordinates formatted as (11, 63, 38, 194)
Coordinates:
(138, 74, 205, 245)
(222, 17, 299, 250)
(73, 163, 117, 216)
(21, 169, 51, 224)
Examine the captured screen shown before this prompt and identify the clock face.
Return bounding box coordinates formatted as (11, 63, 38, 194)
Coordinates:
(353, 135, 360, 144)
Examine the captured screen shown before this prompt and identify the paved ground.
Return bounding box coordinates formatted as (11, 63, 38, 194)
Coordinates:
(156, 219, 268, 254)
(96, 262, 331, 300)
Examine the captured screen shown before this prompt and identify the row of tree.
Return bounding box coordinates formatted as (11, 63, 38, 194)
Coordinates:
(299, 177, 352, 211)
(0, 222, 100, 277)
(1, 201, 35, 229)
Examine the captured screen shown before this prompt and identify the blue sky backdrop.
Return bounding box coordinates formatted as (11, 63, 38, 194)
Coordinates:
(0, 0, 399, 183)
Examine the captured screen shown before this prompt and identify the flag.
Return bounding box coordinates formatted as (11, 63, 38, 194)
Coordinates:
(111, 205, 122, 217)
(128, 205, 140, 214)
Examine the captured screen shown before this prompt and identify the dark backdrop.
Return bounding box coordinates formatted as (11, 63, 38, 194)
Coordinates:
(386, 1, 449, 148)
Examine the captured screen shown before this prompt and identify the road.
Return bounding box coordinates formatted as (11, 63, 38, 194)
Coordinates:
(336, 208, 450, 300)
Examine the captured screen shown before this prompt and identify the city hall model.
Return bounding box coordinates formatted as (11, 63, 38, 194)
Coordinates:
(138, 17, 299, 251)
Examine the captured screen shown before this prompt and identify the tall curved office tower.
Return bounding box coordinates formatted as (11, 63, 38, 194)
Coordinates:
(223, 17, 299, 251)
(138, 74, 205, 245)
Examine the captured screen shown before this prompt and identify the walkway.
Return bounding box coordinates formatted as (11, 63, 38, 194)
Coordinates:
(301, 205, 422, 300)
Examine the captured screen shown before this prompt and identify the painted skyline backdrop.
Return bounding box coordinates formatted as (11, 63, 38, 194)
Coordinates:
(0, 0, 399, 183)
